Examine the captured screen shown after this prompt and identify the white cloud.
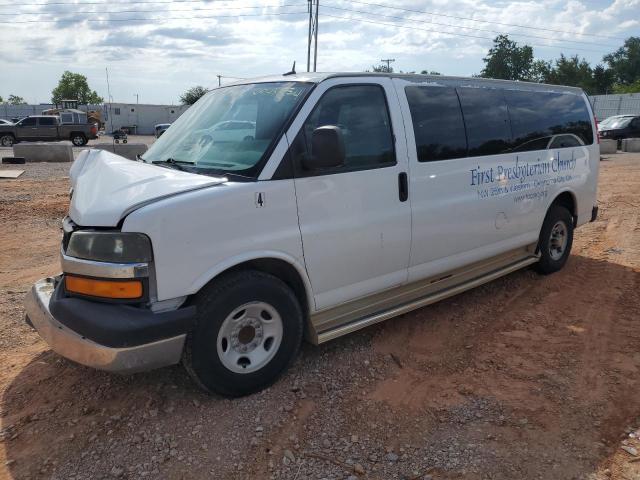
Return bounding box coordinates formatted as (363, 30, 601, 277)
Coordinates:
(0, 0, 637, 103)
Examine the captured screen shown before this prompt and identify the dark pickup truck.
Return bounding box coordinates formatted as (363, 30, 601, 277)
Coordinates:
(0, 115, 98, 147)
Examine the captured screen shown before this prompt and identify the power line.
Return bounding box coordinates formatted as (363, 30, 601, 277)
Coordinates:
(0, 0, 244, 6)
(0, 3, 307, 15)
(322, 13, 615, 54)
(380, 58, 395, 70)
(0, 10, 308, 24)
(343, 0, 628, 41)
(322, 4, 619, 48)
(4, 0, 627, 45)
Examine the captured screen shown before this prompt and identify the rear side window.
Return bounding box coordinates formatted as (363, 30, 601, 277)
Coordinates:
(505, 90, 593, 150)
(405, 86, 467, 162)
(292, 84, 395, 175)
(457, 87, 512, 157)
(20, 117, 37, 127)
(39, 117, 57, 126)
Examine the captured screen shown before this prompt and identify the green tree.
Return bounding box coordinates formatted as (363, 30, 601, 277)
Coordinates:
(0, 96, 3, 103)
(8, 94, 26, 105)
(52, 71, 103, 105)
(528, 59, 552, 83)
(613, 78, 640, 93)
(545, 54, 595, 93)
(180, 86, 209, 105)
(591, 65, 615, 94)
(480, 35, 535, 81)
(603, 36, 640, 86)
(420, 70, 441, 75)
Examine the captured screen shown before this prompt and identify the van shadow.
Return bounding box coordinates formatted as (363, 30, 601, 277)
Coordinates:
(2, 253, 640, 479)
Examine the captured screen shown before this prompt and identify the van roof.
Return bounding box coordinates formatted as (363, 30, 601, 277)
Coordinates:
(231, 72, 585, 94)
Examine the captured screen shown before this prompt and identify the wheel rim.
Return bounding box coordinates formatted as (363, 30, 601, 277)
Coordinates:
(549, 220, 568, 261)
(217, 301, 283, 374)
(72, 136, 83, 146)
(1, 136, 12, 146)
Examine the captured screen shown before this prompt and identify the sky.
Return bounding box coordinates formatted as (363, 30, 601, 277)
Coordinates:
(1, 0, 639, 105)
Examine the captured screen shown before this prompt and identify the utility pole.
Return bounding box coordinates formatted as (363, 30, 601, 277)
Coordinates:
(307, 0, 319, 72)
(381, 58, 395, 72)
(135, 94, 139, 104)
(217, 75, 222, 87)
(105, 67, 114, 137)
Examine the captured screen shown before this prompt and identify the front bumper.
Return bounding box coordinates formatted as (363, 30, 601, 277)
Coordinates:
(24, 277, 192, 374)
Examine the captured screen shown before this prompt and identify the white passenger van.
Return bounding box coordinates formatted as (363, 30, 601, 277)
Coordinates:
(25, 73, 599, 396)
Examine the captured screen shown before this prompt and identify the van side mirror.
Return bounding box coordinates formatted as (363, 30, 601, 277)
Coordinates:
(303, 126, 345, 170)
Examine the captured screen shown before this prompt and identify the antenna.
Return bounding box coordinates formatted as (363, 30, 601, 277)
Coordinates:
(284, 61, 297, 76)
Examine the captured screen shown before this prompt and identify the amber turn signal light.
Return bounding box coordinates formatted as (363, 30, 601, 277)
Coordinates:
(65, 275, 143, 299)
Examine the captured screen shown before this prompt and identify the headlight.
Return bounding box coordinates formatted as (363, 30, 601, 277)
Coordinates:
(66, 231, 153, 263)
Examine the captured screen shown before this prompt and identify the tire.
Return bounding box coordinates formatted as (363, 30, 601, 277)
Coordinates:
(535, 204, 574, 275)
(183, 270, 304, 397)
(0, 134, 14, 147)
(123, 139, 128, 144)
(71, 134, 87, 146)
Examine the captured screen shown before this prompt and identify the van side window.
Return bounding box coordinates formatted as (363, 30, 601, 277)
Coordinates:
(504, 90, 594, 150)
(456, 87, 512, 157)
(292, 85, 395, 175)
(404, 86, 467, 162)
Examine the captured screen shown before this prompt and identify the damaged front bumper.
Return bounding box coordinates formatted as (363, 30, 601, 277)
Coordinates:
(24, 277, 192, 374)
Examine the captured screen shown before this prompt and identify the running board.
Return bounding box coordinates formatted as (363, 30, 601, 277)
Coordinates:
(314, 255, 539, 344)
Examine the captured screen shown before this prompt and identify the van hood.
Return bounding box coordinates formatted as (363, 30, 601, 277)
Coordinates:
(69, 149, 226, 227)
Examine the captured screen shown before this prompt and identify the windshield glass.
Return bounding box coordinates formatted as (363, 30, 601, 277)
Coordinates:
(142, 82, 311, 177)
(600, 116, 632, 129)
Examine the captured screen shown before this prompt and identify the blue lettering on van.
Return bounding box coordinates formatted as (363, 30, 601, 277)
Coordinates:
(470, 166, 494, 185)
(470, 153, 574, 186)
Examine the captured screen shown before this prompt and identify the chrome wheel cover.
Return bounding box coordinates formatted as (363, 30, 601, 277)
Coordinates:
(549, 220, 568, 261)
(217, 301, 283, 374)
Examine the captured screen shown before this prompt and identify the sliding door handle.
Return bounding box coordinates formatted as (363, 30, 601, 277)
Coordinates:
(398, 172, 408, 202)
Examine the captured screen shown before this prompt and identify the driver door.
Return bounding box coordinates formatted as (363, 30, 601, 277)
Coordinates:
(16, 117, 38, 140)
(287, 78, 412, 310)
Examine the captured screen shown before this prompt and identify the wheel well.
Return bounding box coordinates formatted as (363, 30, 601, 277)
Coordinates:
(218, 258, 309, 316)
(551, 192, 577, 225)
(70, 132, 86, 138)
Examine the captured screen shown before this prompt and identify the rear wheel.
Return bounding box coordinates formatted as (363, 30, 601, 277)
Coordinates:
(535, 205, 574, 274)
(71, 133, 87, 146)
(183, 270, 304, 397)
(0, 134, 14, 147)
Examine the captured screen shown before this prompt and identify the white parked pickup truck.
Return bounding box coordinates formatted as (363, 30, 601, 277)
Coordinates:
(25, 73, 600, 396)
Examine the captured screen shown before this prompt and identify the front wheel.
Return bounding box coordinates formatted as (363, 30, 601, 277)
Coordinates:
(183, 270, 304, 397)
(535, 205, 574, 275)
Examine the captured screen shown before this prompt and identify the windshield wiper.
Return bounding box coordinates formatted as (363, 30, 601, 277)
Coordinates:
(151, 158, 195, 171)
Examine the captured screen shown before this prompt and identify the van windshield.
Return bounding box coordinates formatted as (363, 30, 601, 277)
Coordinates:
(142, 82, 311, 177)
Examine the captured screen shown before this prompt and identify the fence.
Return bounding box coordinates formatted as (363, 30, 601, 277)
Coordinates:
(589, 93, 640, 120)
(1, 103, 187, 135)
